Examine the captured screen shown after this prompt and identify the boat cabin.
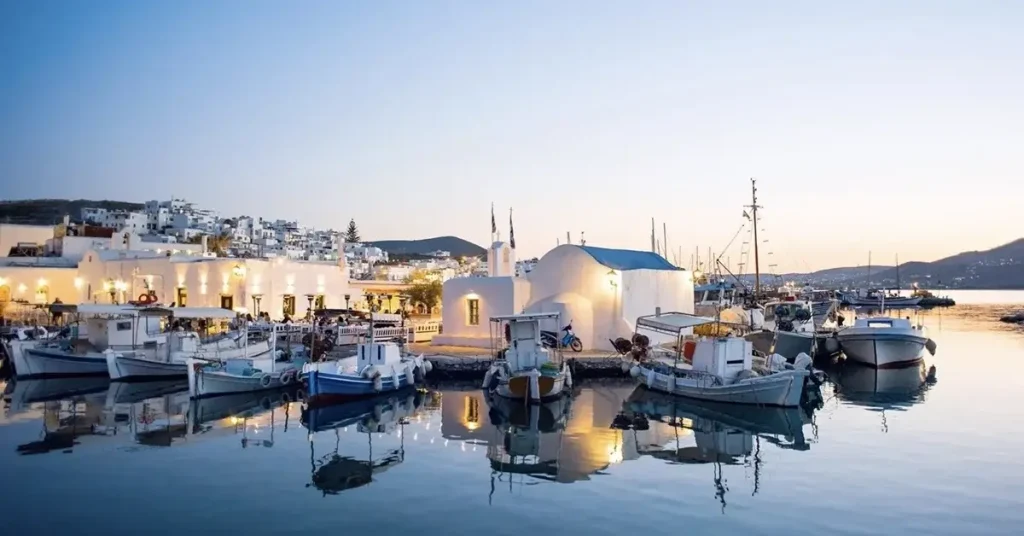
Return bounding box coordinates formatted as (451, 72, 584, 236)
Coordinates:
(357, 339, 403, 369)
(694, 282, 737, 307)
(634, 311, 753, 381)
(490, 312, 560, 372)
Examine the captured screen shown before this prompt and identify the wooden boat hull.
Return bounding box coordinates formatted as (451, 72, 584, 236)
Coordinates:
(107, 354, 188, 381)
(186, 359, 300, 398)
(305, 369, 417, 404)
(16, 345, 109, 378)
(632, 364, 808, 407)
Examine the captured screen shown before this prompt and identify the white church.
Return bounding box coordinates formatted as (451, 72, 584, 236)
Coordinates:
(432, 229, 695, 351)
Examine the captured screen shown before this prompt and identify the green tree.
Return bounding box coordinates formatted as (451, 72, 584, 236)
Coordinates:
(187, 232, 232, 255)
(345, 219, 361, 243)
(406, 280, 442, 314)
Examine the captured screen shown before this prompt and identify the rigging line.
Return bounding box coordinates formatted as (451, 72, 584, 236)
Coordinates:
(717, 222, 747, 263)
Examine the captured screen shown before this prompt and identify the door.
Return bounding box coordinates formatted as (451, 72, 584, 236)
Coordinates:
(220, 295, 233, 310)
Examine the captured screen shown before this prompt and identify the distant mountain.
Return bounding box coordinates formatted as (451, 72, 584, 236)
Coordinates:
(367, 236, 486, 258)
(738, 239, 1024, 289)
(860, 238, 1024, 289)
(0, 199, 143, 225)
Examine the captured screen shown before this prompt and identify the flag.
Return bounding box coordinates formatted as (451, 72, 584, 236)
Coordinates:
(509, 209, 516, 249)
(491, 203, 497, 235)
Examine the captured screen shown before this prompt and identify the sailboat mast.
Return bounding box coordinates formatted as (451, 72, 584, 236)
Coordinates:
(749, 178, 761, 297)
(896, 254, 901, 293)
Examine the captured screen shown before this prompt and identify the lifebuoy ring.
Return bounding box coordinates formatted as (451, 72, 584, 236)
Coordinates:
(280, 371, 293, 385)
(259, 373, 272, 388)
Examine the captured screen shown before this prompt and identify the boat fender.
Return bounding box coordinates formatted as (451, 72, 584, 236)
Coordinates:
(259, 373, 273, 388)
(629, 365, 641, 378)
(481, 367, 495, 389)
(792, 353, 813, 371)
(423, 359, 433, 373)
(373, 374, 383, 392)
(564, 363, 572, 389)
(404, 363, 413, 385)
(280, 370, 293, 385)
(645, 368, 656, 387)
(528, 369, 541, 402)
(666, 374, 676, 392)
(621, 360, 632, 374)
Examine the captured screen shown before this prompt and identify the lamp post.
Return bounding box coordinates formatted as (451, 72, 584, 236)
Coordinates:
(304, 294, 315, 322)
(252, 294, 263, 317)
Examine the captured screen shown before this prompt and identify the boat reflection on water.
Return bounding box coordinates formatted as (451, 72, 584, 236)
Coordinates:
(5, 376, 300, 453)
(616, 386, 814, 510)
(302, 388, 424, 496)
(830, 361, 934, 408)
(484, 390, 572, 498)
(827, 360, 936, 433)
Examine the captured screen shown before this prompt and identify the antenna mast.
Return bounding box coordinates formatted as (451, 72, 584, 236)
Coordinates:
(746, 178, 762, 297)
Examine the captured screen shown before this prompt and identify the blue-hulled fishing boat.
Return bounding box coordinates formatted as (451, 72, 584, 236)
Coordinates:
(303, 338, 430, 404)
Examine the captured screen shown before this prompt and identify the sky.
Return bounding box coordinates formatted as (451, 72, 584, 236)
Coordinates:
(2, 1, 1022, 273)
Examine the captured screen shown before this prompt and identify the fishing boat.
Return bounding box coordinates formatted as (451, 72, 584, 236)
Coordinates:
(836, 316, 936, 368)
(303, 391, 422, 495)
(620, 311, 811, 407)
(481, 312, 573, 403)
(303, 329, 430, 404)
(186, 326, 309, 398)
(106, 307, 273, 381)
(5, 305, 158, 377)
(839, 290, 922, 307)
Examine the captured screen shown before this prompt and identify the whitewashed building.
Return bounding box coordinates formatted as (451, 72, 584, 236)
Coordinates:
(433, 243, 693, 350)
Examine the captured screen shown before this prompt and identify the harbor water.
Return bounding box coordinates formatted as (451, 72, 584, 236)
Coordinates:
(2, 291, 1023, 536)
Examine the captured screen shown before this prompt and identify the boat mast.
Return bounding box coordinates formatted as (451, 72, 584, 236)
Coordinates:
(746, 178, 762, 298)
(895, 254, 900, 294)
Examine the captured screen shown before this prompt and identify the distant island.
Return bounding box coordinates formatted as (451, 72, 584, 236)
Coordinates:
(737, 238, 1024, 290)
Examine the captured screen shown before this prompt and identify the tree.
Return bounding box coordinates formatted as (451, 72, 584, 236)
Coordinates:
(406, 280, 442, 315)
(187, 232, 232, 255)
(345, 219, 361, 243)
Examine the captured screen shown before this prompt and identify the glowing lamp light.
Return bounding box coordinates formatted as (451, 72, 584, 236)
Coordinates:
(17, 283, 27, 293)
(37, 278, 47, 288)
(73, 277, 84, 289)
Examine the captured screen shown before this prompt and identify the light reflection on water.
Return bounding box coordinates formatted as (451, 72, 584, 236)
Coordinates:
(1, 300, 1023, 536)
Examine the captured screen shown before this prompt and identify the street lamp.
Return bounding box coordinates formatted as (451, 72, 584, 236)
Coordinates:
(251, 294, 263, 317)
(304, 294, 315, 321)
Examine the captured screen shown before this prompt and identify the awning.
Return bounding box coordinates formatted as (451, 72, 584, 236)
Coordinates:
(635, 312, 717, 335)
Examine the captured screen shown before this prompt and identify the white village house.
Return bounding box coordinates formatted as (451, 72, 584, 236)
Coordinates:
(433, 241, 694, 350)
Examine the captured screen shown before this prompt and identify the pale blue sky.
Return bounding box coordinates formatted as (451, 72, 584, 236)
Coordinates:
(2, 1, 1022, 272)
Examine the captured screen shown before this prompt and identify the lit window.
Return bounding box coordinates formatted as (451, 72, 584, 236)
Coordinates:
(467, 298, 480, 326)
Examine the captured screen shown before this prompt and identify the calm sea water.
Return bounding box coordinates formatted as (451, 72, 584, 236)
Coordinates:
(2, 291, 1023, 536)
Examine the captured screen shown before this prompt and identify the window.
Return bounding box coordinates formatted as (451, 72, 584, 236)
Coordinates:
(176, 287, 188, 307)
(467, 298, 480, 326)
(283, 295, 295, 316)
(116, 321, 132, 331)
(220, 295, 234, 310)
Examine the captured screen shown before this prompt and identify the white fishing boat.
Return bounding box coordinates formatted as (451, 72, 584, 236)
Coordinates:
(836, 316, 936, 368)
(620, 311, 811, 407)
(6, 305, 160, 377)
(186, 324, 308, 398)
(106, 307, 273, 381)
(481, 312, 573, 403)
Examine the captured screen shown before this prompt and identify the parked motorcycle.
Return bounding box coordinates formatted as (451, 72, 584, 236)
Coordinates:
(540, 322, 583, 352)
